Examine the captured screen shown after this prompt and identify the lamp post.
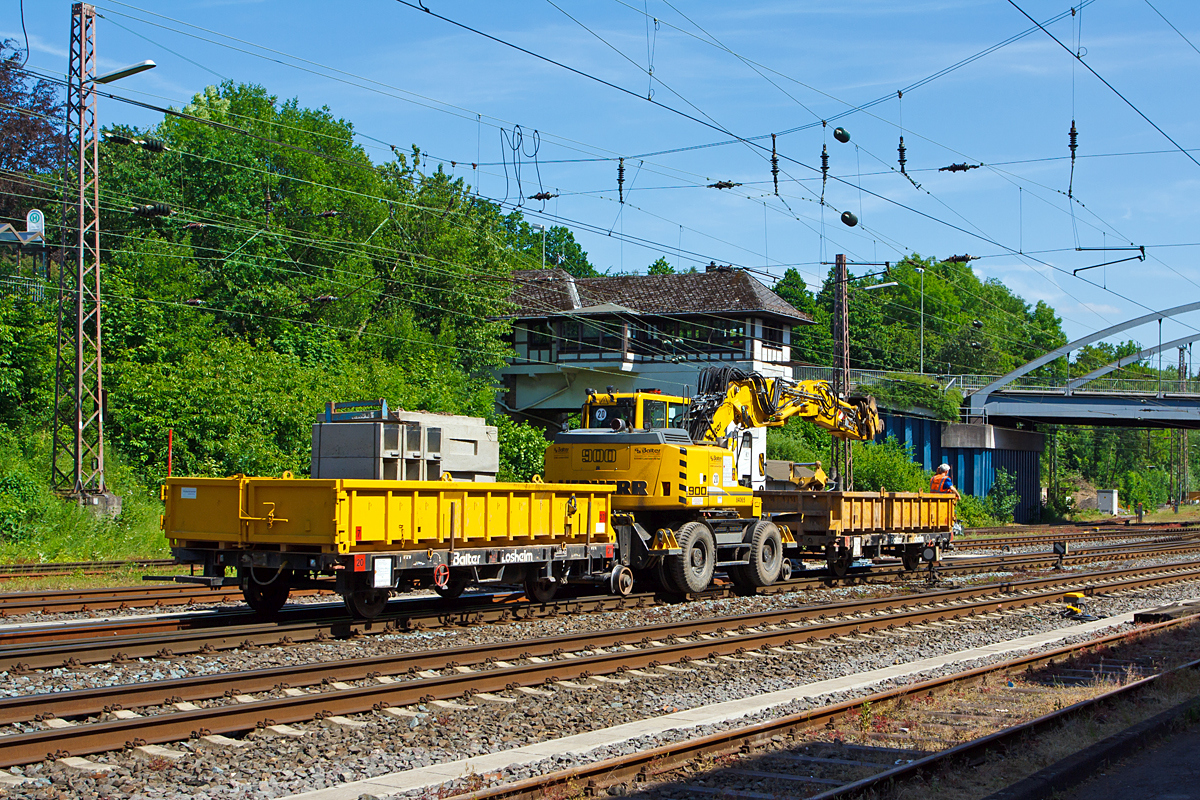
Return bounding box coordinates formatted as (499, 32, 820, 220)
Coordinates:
(915, 267, 925, 374)
(531, 223, 546, 269)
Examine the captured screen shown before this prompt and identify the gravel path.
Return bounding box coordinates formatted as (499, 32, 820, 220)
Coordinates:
(4, 561, 1200, 799)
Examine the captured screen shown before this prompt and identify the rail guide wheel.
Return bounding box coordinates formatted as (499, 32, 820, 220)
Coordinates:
(344, 588, 390, 620)
(242, 567, 291, 615)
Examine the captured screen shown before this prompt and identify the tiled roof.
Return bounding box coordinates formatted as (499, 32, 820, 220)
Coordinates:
(509, 267, 811, 323)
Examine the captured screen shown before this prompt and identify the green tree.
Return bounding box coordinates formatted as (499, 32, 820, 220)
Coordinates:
(647, 257, 675, 275)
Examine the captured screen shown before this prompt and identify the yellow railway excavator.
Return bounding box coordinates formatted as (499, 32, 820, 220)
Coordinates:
(542, 366, 946, 592)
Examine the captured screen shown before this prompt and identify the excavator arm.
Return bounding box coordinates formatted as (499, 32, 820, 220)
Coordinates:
(686, 367, 881, 445)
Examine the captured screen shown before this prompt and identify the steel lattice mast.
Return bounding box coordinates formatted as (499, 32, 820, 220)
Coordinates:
(52, 3, 107, 501)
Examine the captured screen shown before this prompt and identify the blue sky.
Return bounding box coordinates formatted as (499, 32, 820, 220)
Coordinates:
(8, 0, 1200, 361)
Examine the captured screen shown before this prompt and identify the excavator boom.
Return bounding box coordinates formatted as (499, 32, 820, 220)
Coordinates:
(686, 367, 881, 445)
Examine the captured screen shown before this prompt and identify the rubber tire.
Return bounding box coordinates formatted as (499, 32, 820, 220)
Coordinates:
(344, 589, 390, 620)
(726, 563, 752, 590)
(746, 521, 783, 587)
(667, 521, 716, 594)
(242, 568, 290, 615)
(656, 558, 681, 594)
(525, 573, 558, 603)
(434, 577, 468, 600)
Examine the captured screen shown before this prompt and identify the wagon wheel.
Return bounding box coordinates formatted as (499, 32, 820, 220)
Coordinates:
(433, 577, 468, 600)
(344, 589, 390, 620)
(827, 552, 854, 579)
(241, 568, 291, 615)
(524, 574, 558, 604)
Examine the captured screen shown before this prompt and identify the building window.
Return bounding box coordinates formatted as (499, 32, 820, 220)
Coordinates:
(761, 322, 786, 347)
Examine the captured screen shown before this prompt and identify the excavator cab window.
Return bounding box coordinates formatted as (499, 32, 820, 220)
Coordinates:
(668, 402, 688, 429)
(643, 399, 668, 429)
(587, 398, 636, 429)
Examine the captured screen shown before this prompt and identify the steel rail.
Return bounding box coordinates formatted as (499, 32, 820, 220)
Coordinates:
(450, 615, 1200, 800)
(0, 563, 1198, 767)
(0, 559, 177, 579)
(3, 541, 1199, 665)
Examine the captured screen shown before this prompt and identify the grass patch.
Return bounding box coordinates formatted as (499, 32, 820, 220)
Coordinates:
(0, 426, 168, 564)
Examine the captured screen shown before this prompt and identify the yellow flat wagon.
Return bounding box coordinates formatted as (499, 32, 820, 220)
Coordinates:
(757, 489, 957, 576)
(161, 476, 619, 617)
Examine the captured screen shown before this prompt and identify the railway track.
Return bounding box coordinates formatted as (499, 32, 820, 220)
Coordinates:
(4, 531, 1195, 619)
(0, 560, 1197, 770)
(459, 614, 1200, 800)
(0, 558, 176, 580)
(4, 539, 1198, 662)
(957, 528, 1200, 549)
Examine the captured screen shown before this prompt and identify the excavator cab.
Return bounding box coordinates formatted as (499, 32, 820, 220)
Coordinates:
(582, 389, 690, 431)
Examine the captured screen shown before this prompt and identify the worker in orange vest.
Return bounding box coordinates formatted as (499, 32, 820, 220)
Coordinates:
(930, 463, 961, 499)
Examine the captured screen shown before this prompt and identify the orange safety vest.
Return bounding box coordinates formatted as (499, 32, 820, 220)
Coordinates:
(930, 473, 952, 493)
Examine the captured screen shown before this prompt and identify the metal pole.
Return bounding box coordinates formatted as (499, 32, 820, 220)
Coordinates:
(54, 3, 106, 499)
(832, 254, 851, 491)
(541, 226, 546, 270)
(917, 267, 925, 374)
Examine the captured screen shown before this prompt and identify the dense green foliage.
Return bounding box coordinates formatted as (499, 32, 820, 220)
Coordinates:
(851, 437, 931, 493)
(774, 255, 1068, 378)
(986, 467, 1019, 523)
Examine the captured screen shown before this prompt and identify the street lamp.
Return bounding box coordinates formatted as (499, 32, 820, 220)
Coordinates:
(915, 267, 925, 374)
(92, 59, 156, 84)
(531, 223, 546, 269)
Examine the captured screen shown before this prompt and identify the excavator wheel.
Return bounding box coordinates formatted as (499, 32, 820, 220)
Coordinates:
(655, 558, 682, 594)
(667, 522, 716, 594)
(745, 521, 784, 587)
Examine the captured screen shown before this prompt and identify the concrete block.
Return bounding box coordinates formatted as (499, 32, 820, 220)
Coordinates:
(264, 724, 306, 738)
(133, 744, 186, 761)
(322, 715, 368, 730)
(430, 700, 475, 711)
(472, 692, 515, 704)
(513, 686, 554, 697)
(198, 734, 248, 748)
(173, 701, 200, 711)
(58, 757, 114, 773)
(111, 709, 142, 720)
(43, 718, 75, 729)
(0, 769, 30, 786)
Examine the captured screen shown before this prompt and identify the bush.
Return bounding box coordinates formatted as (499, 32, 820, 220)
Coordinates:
(492, 415, 548, 482)
(0, 426, 168, 561)
(851, 436, 930, 493)
(986, 467, 1019, 523)
(956, 494, 998, 528)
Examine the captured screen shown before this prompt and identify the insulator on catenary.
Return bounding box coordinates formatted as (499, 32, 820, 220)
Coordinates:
(771, 133, 779, 195)
(841, 210, 858, 227)
(1068, 120, 1078, 199)
(708, 180, 741, 189)
(131, 203, 171, 217)
(184, 298, 204, 306)
(820, 143, 829, 204)
(898, 136, 907, 175)
(938, 163, 979, 173)
(944, 254, 978, 264)
(618, 157, 625, 204)
(833, 126, 850, 144)
(528, 191, 558, 201)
